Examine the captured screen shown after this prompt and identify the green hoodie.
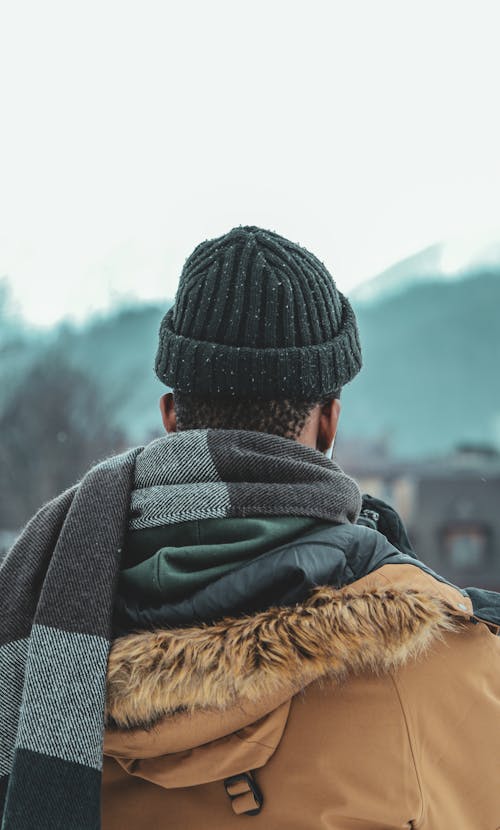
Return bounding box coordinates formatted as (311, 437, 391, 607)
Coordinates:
(120, 516, 327, 605)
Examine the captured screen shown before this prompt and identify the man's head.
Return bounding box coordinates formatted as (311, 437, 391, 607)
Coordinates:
(155, 226, 361, 452)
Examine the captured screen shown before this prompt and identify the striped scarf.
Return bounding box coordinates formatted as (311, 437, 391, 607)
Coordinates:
(0, 429, 361, 830)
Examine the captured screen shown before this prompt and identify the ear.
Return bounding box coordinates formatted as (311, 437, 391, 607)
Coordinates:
(159, 392, 177, 433)
(316, 399, 341, 453)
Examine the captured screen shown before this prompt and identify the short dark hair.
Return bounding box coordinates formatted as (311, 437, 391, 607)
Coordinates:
(173, 391, 339, 440)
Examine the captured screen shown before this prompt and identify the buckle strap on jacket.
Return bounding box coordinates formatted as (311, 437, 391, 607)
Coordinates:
(224, 772, 264, 816)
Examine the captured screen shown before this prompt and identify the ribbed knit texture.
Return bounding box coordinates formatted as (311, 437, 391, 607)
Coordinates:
(155, 226, 362, 399)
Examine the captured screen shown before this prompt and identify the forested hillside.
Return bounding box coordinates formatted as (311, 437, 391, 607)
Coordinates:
(343, 270, 500, 455)
(2, 268, 500, 527)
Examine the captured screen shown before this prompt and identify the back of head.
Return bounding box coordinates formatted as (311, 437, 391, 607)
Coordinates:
(155, 225, 362, 438)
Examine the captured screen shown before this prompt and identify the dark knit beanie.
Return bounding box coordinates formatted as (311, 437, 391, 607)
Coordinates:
(155, 226, 362, 399)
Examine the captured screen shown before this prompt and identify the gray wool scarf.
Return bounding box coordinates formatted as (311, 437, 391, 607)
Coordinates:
(129, 429, 361, 530)
(0, 429, 361, 830)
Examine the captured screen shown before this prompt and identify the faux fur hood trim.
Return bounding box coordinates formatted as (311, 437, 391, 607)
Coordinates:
(106, 585, 461, 730)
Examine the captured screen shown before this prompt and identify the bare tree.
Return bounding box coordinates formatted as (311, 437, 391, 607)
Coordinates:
(0, 351, 126, 529)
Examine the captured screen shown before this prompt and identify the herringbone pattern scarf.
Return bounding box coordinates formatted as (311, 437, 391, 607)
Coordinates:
(0, 429, 361, 829)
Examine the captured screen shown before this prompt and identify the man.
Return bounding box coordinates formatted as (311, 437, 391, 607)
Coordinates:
(1, 226, 499, 830)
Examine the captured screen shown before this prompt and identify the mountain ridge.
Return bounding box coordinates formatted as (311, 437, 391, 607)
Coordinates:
(1, 265, 499, 458)
(351, 232, 500, 305)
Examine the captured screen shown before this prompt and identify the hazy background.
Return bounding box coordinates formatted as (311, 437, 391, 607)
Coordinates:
(2, 1, 500, 326)
(1, 0, 500, 587)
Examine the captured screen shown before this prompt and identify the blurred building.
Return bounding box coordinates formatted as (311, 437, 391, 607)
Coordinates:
(338, 440, 500, 591)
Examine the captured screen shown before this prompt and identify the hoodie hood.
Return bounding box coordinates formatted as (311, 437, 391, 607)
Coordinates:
(104, 568, 471, 791)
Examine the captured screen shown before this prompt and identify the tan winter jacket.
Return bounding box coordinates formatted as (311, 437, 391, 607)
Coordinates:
(102, 563, 500, 829)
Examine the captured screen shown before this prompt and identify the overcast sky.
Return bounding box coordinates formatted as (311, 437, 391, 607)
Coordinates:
(1, 0, 500, 326)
